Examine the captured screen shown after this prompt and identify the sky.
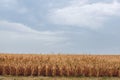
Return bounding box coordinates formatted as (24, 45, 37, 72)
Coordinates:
(0, 0, 120, 54)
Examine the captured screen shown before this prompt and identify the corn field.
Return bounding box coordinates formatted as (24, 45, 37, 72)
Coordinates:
(0, 54, 120, 77)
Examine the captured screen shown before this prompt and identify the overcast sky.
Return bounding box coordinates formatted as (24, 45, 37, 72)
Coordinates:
(0, 0, 120, 54)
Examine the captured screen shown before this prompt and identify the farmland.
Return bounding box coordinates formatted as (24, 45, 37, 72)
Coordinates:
(0, 54, 120, 77)
(0, 76, 120, 80)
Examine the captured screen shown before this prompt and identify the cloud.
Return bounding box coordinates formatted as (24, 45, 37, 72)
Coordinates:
(0, 20, 40, 33)
(0, 20, 66, 43)
(0, 20, 68, 53)
(0, 0, 17, 8)
(49, 0, 120, 29)
(0, 0, 28, 14)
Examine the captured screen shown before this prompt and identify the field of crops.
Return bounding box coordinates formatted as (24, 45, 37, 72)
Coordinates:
(0, 54, 120, 77)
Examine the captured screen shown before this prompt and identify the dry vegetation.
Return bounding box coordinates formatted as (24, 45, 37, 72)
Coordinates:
(0, 76, 120, 80)
(0, 54, 120, 77)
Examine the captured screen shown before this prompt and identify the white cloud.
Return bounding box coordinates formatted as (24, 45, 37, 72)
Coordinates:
(0, 20, 68, 53)
(69, 0, 88, 6)
(0, 0, 28, 14)
(0, 0, 17, 8)
(0, 20, 40, 33)
(49, 0, 120, 29)
(0, 20, 66, 44)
